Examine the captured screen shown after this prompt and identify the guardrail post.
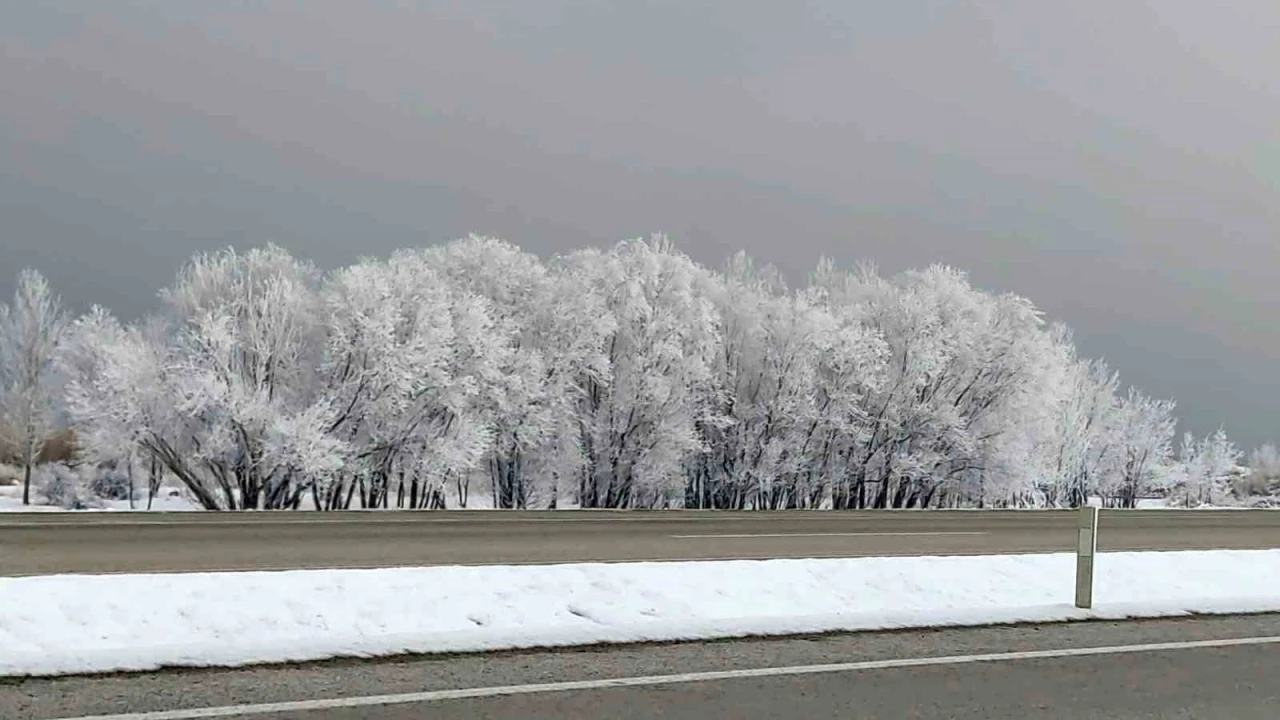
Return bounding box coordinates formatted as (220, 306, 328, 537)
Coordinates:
(1075, 506, 1099, 609)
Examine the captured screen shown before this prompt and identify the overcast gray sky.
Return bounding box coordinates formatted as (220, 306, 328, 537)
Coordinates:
(2, 1, 1278, 448)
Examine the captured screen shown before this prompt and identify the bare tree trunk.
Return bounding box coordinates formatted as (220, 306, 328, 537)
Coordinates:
(22, 459, 32, 506)
(343, 475, 357, 509)
(456, 473, 469, 509)
(335, 480, 345, 510)
(147, 456, 158, 510)
(490, 459, 500, 510)
(428, 486, 446, 509)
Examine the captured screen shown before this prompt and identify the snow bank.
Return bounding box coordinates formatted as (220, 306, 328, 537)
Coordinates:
(0, 492, 199, 512)
(4, 550, 1280, 677)
(0, 481, 475, 512)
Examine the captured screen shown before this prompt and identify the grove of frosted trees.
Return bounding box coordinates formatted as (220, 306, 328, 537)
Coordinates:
(0, 236, 1250, 510)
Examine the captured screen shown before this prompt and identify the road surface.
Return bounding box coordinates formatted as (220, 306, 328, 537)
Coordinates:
(3, 509, 1280, 575)
(4, 614, 1279, 719)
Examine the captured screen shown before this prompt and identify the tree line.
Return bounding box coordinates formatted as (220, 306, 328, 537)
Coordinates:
(0, 236, 1249, 510)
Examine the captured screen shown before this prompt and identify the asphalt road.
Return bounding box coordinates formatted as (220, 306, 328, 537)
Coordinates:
(5, 614, 1279, 719)
(3, 509, 1280, 576)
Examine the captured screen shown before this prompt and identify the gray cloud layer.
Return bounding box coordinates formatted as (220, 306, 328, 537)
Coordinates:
(2, 1, 1278, 447)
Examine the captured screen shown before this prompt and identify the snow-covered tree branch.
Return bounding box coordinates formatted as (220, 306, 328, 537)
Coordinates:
(0, 270, 69, 505)
(47, 238, 1233, 511)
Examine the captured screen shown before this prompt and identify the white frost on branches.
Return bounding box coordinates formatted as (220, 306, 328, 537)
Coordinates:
(0, 270, 68, 505)
(47, 238, 1233, 510)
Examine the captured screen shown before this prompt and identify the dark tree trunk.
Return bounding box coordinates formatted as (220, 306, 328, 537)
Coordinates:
(148, 456, 160, 511)
(343, 476, 357, 509)
(456, 474, 469, 509)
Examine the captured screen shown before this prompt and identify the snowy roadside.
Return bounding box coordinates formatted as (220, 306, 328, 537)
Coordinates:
(0, 484, 1264, 513)
(0, 486, 200, 512)
(4, 550, 1280, 677)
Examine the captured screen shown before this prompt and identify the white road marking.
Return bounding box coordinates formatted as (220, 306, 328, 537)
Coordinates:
(670, 531, 990, 539)
(47, 635, 1280, 720)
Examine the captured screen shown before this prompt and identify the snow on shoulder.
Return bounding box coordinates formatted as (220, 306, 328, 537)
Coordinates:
(3, 550, 1280, 677)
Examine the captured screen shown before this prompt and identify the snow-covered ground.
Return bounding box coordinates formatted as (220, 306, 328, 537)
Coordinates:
(0, 469, 494, 511)
(4, 550, 1280, 677)
(0, 484, 199, 512)
(1134, 497, 1264, 510)
(0, 487, 1264, 513)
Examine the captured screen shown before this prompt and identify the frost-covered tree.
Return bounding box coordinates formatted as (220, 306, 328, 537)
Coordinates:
(744, 259, 888, 510)
(0, 270, 69, 505)
(565, 237, 723, 508)
(421, 237, 548, 508)
(1107, 389, 1177, 508)
(62, 247, 337, 510)
(58, 307, 133, 496)
(319, 249, 501, 510)
(161, 246, 336, 509)
(1250, 443, 1280, 475)
(414, 237, 613, 508)
(967, 312, 1070, 508)
(61, 309, 174, 508)
(693, 254, 859, 509)
(51, 237, 1231, 513)
(1244, 443, 1280, 496)
(1024, 329, 1177, 509)
(808, 263, 1061, 509)
(1170, 429, 1240, 508)
(1038, 349, 1121, 507)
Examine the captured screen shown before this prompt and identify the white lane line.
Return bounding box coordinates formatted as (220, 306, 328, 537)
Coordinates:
(48, 635, 1280, 720)
(670, 531, 990, 539)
